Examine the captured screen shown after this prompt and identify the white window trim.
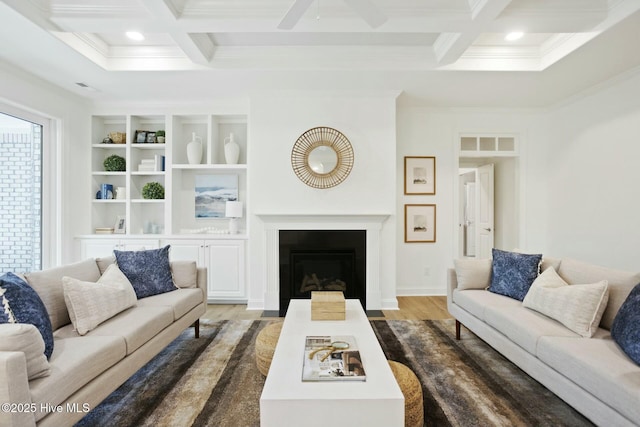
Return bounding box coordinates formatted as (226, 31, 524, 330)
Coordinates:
(0, 102, 61, 268)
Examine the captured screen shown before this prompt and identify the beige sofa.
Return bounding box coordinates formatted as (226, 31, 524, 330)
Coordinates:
(0, 257, 207, 427)
(447, 257, 640, 427)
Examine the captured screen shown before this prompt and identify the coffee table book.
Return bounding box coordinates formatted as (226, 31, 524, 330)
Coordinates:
(302, 335, 366, 382)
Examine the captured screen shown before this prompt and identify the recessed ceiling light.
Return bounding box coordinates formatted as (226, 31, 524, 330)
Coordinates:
(126, 31, 145, 41)
(505, 31, 524, 41)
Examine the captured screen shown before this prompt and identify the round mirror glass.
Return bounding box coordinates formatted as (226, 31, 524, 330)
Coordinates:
(308, 145, 338, 174)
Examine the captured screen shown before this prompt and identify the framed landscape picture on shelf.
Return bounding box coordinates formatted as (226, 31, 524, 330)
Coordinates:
(194, 174, 238, 219)
(404, 156, 435, 195)
(405, 204, 436, 243)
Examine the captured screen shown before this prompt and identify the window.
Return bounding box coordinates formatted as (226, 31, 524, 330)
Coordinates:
(0, 111, 48, 272)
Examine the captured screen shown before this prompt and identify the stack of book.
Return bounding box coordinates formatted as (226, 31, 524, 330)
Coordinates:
(95, 227, 114, 234)
(138, 155, 165, 172)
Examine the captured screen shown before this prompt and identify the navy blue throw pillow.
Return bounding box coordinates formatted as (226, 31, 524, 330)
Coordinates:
(488, 249, 542, 301)
(0, 272, 54, 359)
(114, 245, 176, 299)
(611, 283, 640, 365)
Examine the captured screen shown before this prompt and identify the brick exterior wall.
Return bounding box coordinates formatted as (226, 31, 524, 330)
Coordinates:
(1, 125, 41, 272)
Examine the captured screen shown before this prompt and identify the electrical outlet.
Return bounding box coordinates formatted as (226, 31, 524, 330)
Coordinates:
(423, 267, 431, 276)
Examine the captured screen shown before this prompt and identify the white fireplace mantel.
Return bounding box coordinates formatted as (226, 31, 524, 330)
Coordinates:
(256, 213, 391, 311)
(257, 213, 390, 229)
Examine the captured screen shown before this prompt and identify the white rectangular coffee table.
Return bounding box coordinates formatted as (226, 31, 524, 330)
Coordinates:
(260, 299, 404, 427)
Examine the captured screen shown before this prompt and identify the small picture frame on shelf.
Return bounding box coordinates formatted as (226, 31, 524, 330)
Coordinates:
(135, 130, 147, 143)
(404, 204, 436, 243)
(114, 215, 126, 234)
(404, 156, 436, 195)
(145, 132, 156, 143)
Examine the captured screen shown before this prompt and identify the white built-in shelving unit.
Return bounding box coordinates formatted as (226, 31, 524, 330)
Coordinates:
(79, 113, 249, 302)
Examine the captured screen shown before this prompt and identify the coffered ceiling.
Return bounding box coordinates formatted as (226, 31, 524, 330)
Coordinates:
(1, 0, 640, 106)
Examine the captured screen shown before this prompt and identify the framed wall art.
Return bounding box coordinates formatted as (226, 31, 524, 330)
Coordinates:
(404, 156, 436, 195)
(404, 204, 436, 243)
(194, 174, 238, 219)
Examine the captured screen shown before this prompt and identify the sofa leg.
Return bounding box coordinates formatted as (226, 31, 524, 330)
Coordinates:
(455, 319, 461, 340)
(193, 319, 200, 338)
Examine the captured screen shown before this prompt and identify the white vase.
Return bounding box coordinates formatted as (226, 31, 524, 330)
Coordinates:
(224, 133, 240, 164)
(187, 132, 202, 165)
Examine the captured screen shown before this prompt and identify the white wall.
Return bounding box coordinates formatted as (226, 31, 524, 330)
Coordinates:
(395, 109, 456, 295)
(395, 107, 547, 295)
(247, 92, 398, 310)
(543, 71, 640, 270)
(0, 62, 90, 266)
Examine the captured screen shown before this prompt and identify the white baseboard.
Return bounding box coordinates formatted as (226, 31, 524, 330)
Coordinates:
(381, 298, 399, 310)
(395, 288, 446, 296)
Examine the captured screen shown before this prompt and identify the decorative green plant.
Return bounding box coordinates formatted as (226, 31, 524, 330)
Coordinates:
(156, 130, 165, 137)
(142, 182, 165, 199)
(103, 154, 126, 172)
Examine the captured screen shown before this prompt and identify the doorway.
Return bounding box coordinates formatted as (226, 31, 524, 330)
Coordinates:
(457, 157, 518, 259)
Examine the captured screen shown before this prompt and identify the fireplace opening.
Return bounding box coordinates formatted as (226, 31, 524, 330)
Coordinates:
(292, 251, 354, 295)
(280, 230, 366, 316)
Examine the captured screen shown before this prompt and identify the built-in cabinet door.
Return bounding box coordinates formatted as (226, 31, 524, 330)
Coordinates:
(120, 239, 161, 252)
(80, 238, 160, 259)
(81, 239, 118, 259)
(163, 238, 246, 302)
(164, 239, 205, 264)
(205, 240, 245, 301)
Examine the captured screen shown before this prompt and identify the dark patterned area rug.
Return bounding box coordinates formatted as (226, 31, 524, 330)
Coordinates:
(75, 319, 593, 427)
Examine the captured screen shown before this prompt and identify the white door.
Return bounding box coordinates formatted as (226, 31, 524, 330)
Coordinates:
(475, 164, 494, 259)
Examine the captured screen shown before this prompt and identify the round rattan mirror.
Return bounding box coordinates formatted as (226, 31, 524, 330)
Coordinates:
(291, 127, 354, 189)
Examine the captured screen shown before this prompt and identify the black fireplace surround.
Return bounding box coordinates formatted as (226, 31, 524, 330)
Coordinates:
(279, 230, 366, 316)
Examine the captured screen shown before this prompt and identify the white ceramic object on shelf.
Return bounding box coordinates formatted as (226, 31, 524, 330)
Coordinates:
(224, 132, 240, 164)
(115, 187, 126, 200)
(187, 132, 203, 164)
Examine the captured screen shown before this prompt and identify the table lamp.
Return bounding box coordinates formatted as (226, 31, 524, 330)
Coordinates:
(225, 201, 243, 234)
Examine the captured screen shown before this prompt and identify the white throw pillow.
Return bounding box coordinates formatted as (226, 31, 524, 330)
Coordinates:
(453, 258, 492, 290)
(62, 264, 137, 335)
(523, 267, 609, 338)
(0, 323, 50, 379)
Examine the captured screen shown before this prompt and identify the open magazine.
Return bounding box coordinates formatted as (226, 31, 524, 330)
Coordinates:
(302, 335, 366, 382)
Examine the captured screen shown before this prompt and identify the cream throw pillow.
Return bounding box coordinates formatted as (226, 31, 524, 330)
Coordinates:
(171, 261, 197, 288)
(454, 258, 492, 290)
(0, 323, 51, 379)
(523, 267, 609, 338)
(62, 264, 137, 335)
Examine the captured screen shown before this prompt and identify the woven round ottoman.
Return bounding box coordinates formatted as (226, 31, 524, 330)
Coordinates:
(388, 360, 424, 427)
(255, 322, 283, 376)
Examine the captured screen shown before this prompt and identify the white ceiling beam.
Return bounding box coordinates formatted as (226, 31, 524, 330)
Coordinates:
(174, 33, 217, 64)
(434, 0, 512, 65)
(138, 0, 216, 65)
(2, 0, 60, 31)
(47, 3, 616, 35)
